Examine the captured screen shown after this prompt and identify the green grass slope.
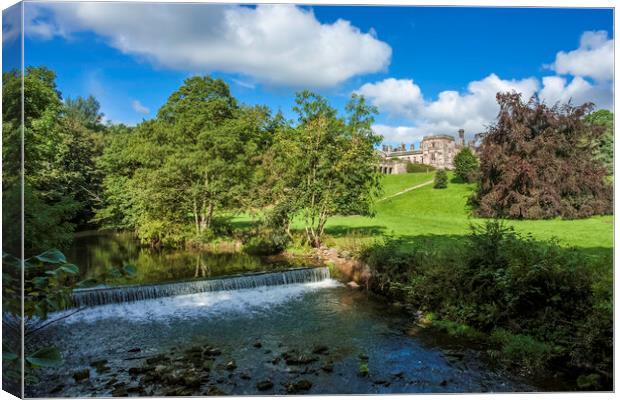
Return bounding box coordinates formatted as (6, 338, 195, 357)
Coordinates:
(379, 172, 434, 198)
(325, 172, 613, 252)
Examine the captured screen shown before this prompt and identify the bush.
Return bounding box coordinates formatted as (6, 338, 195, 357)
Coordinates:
(433, 169, 448, 189)
(359, 221, 612, 384)
(490, 330, 554, 373)
(453, 147, 479, 182)
(243, 231, 290, 256)
(406, 162, 435, 173)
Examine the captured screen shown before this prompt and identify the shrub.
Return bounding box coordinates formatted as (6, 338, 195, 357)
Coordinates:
(243, 231, 290, 256)
(490, 330, 554, 373)
(406, 162, 435, 173)
(453, 147, 479, 182)
(359, 220, 611, 383)
(433, 169, 448, 189)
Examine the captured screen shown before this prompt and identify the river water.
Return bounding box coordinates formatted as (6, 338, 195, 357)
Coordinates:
(26, 233, 537, 396)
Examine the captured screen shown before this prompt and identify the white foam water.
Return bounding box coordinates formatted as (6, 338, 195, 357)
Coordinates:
(72, 266, 331, 307)
(55, 278, 342, 324)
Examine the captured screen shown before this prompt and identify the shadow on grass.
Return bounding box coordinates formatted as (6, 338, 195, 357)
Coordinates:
(355, 231, 613, 270)
(324, 225, 388, 238)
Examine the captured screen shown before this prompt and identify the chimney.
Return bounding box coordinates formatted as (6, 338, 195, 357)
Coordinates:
(458, 129, 465, 147)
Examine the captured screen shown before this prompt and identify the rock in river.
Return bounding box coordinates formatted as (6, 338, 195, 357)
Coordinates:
(256, 379, 274, 391)
(73, 369, 90, 382)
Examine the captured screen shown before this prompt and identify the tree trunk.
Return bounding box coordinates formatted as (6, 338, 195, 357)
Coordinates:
(206, 202, 214, 230)
(193, 198, 200, 235)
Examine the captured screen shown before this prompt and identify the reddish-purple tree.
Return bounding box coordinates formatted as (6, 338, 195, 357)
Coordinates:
(471, 92, 612, 219)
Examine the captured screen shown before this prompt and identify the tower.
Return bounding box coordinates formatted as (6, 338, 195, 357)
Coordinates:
(458, 129, 465, 147)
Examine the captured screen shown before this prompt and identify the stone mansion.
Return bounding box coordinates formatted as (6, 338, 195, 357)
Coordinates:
(378, 129, 473, 174)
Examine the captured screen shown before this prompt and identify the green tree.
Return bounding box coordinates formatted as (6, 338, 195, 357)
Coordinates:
(64, 95, 104, 131)
(453, 147, 479, 182)
(434, 169, 448, 189)
(585, 109, 613, 175)
(96, 76, 270, 246)
(472, 93, 611, 219)
(268, 92, 382, 247)
(2, 67, 80, 255)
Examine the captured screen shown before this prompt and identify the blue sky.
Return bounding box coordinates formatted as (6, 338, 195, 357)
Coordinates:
(3, 3, 614, 145)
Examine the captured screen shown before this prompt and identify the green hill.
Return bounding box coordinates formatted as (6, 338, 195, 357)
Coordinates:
(324, 172, 612, 251)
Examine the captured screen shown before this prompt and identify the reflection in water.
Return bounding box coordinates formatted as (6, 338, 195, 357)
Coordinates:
(68, 231, 315, 287)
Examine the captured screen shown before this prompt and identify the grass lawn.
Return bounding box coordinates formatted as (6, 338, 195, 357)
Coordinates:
(379, 171, 434, 198)
(320, 172, 612, 256)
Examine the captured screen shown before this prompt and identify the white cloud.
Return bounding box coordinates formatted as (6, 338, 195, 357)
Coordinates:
(372, 124, 425, 144)
(131, 100, 150, 114)
(362, 74, 539, 143)
(357, 78, 423, 119)
(539, 76, 612, 109)
(2, 4, 21, 44)
(26, 3, 391, 88)
(548, 30, 613, 81)
(363, 29, 614, 145)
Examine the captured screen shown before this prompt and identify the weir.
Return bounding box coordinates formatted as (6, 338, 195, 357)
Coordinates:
(71, 267, 331, 308)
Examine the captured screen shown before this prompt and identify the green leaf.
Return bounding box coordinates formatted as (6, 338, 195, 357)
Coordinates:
(2, 252, 21, 267)
(32, 276, 48, 288)
(58, 264, 79, 274)
(3, 351, 18, 361)
(31, 249, 67, 265)
(122, 264, 137, 276)
(26, 347, 63, 368)
(75, 278, 98, 288)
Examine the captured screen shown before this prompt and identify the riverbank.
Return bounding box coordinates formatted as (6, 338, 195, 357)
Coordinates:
(309, 224, 612, 391)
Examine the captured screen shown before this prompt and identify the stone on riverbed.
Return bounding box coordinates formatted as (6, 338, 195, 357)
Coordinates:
(321, 361, 334, 373)
(204, 347, 222, 357)
(285, 379, 313, 393)
(283, 350, 318, 365)
(207, 385, 227, 395)
(312, 345, 329, 355)
(90, 359, 110, 373)
(145, 354, 170, 365)
(256, 379, 274, 391)
(73, 369, 90, 382)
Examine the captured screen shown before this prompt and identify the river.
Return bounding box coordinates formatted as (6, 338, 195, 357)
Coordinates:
(26, 232, 538, 396)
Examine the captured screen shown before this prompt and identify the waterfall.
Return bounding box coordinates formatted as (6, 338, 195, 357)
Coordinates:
(71, 267, 330, 308)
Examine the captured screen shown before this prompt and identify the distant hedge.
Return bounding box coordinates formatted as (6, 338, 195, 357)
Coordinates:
(406, 162, 436, 173)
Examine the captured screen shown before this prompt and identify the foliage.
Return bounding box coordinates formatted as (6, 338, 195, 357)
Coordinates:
(96, 76, 273, 246)
(360, 220, 611, 384)
(405, 162, 435, 173)
(243, 230, 290, 256)
(433, 169, 448, 189)
(453, 147, 479, 182)
(489, 330, 554, 373)
(2, 249, 135, 387)
(471, 93, 612, 219)
(267, 92, 382, 247)
(584, 109, 613, 175)
(2, 68, 107, 254)
(64, 95, 105, 131)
